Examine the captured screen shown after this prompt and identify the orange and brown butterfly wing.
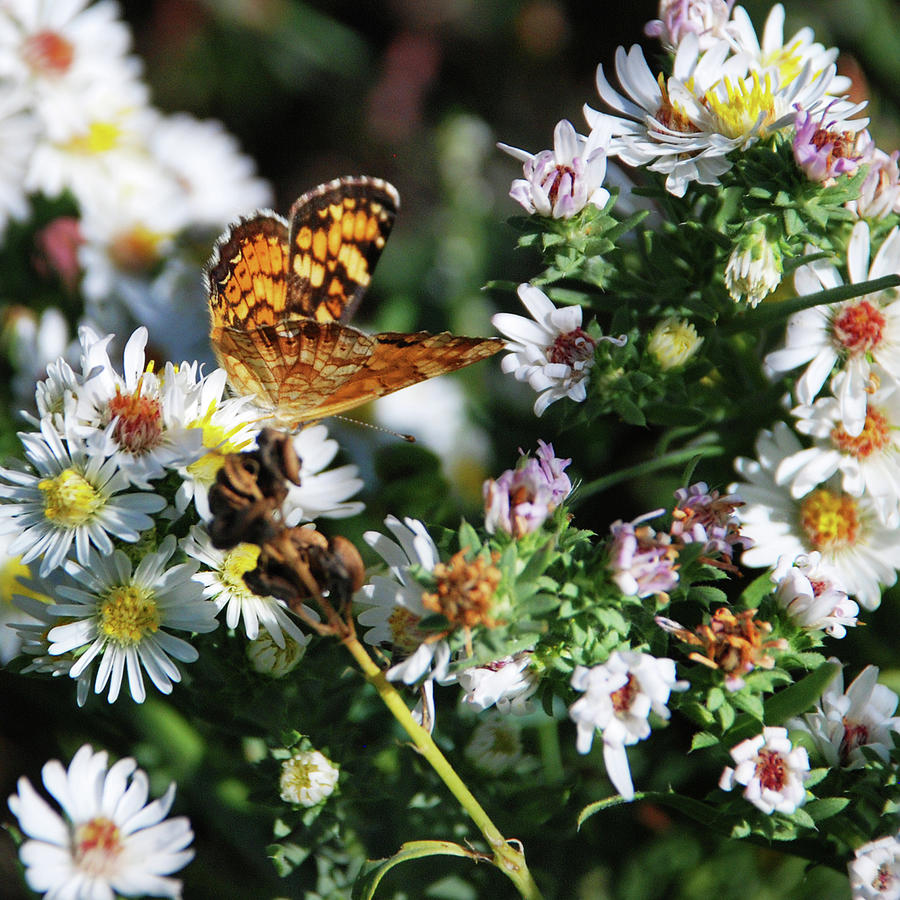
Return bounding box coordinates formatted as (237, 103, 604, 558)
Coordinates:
(212, 317, 503, 428)
(286, 176, 399, 324)
(206, 211, 291, 330)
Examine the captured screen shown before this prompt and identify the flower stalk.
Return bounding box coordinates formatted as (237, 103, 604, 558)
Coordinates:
(341, 632, 546, 900)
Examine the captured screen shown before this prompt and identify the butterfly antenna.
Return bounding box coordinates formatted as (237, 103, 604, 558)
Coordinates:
(332, 415, 416, 443)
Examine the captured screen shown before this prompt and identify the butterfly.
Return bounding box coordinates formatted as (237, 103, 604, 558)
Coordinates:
(206, 175, 503, 429)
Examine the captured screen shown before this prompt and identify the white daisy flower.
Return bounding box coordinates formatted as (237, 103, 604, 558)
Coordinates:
(23, 74, 153, 204)
(282, 425, 364, 524)
(493, 283, 621, 416)
(771, 552, 858, 638)
(764, 222, 900, 437)
(777, 372, 900, 522)
(569, 650, 684, 800)
(356, 515, 451, 686)
(719, 726, 809, 815)
(69, 326, 205, 488)
(456, 651, 539, 714)
(46, 535, 218, 703)
(731, 422, 900, 609)
(0, 0, 141, 128)
(464, 714, 524, 775)
(498, 118, 612, 218)
(0, 418, 165, 577)
(7, 743, 194, 899)
(182, 525, 310, 650)
(848, 834, 900, 900)
(279, 749, 339, 808)
(789, 661, 900, 770)
(76, 164, 186, 302)
(724, 221, 783, 306)
(585, 36, 745, 197)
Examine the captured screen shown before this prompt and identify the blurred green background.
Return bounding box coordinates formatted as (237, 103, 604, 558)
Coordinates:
(2, 1, 900, 897)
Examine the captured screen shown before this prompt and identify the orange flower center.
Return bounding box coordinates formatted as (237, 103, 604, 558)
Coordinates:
(23, 30, 74, 75)
(831, 405, 890, 458)
(108, 385, 163, 455)
(610, 674, 638, 714)
(548, 327, 595, 367)
(422, 550, 500, 631)
(832, 300, 885, 355)
(73, 816, 123, 876)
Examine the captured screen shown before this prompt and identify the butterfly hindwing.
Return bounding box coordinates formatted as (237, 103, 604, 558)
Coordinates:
(286, 176, 400, 324)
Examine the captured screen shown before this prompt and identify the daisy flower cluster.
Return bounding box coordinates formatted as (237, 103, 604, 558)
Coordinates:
(0, 322, 364, 706)
(482, 1, 900, 894)
(0, 0, 272, 397)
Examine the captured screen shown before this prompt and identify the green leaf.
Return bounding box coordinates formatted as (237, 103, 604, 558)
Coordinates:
(352, 841, 485, 899)
(763, 661, 840, 725)
(804, 797, 851, 823)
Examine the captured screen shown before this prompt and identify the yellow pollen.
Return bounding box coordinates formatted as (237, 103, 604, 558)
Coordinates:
(388, 606, 425, 653)
(99, 583, 160, 646)
(800, 489, 860, 550)
(65, 120, 121, 155)
(38, 469, 104, 527)
(0, 555, 47, 607)
(109, 225, 164, 272)
(74, 816, 123, 875)
(185, 404, 254, 487)
(222, 543, 261, 594)
(704, 71, 777, 139)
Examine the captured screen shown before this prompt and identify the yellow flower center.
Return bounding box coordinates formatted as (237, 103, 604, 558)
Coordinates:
(800, 489, 860, 550)
(222, 544, 261, 594)
(73, 816, 123, 876)
(109, 225, 165, 273)
(99, 583, 160, 646)
(704, 70, 778, 140)
(38, 468, 104, 526)
(64, 120, 121, 156)
(388, 606, 426, 653)
(185, 405, 254, 487)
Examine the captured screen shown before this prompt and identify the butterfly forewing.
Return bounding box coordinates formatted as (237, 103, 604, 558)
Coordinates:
(286, 176, 400, 324)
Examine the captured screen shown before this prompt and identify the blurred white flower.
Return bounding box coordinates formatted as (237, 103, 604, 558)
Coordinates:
(849, 834, 900, 900)
(7, 743, 194, 899)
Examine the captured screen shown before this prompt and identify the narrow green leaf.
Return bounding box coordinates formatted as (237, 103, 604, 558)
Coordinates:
(352, 841, 485, 900)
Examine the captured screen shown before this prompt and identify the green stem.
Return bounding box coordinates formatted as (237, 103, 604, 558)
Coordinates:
(342, 634, 545, 900)
(574, 444, 725, 503)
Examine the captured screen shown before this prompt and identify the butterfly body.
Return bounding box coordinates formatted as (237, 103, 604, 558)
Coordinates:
(207, 176, 502, 428)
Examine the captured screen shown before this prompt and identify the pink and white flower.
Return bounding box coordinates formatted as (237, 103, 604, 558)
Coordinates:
(719, 726, 809, 815)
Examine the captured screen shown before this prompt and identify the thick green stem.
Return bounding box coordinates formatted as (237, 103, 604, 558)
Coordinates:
(342, 634, 545, 900)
